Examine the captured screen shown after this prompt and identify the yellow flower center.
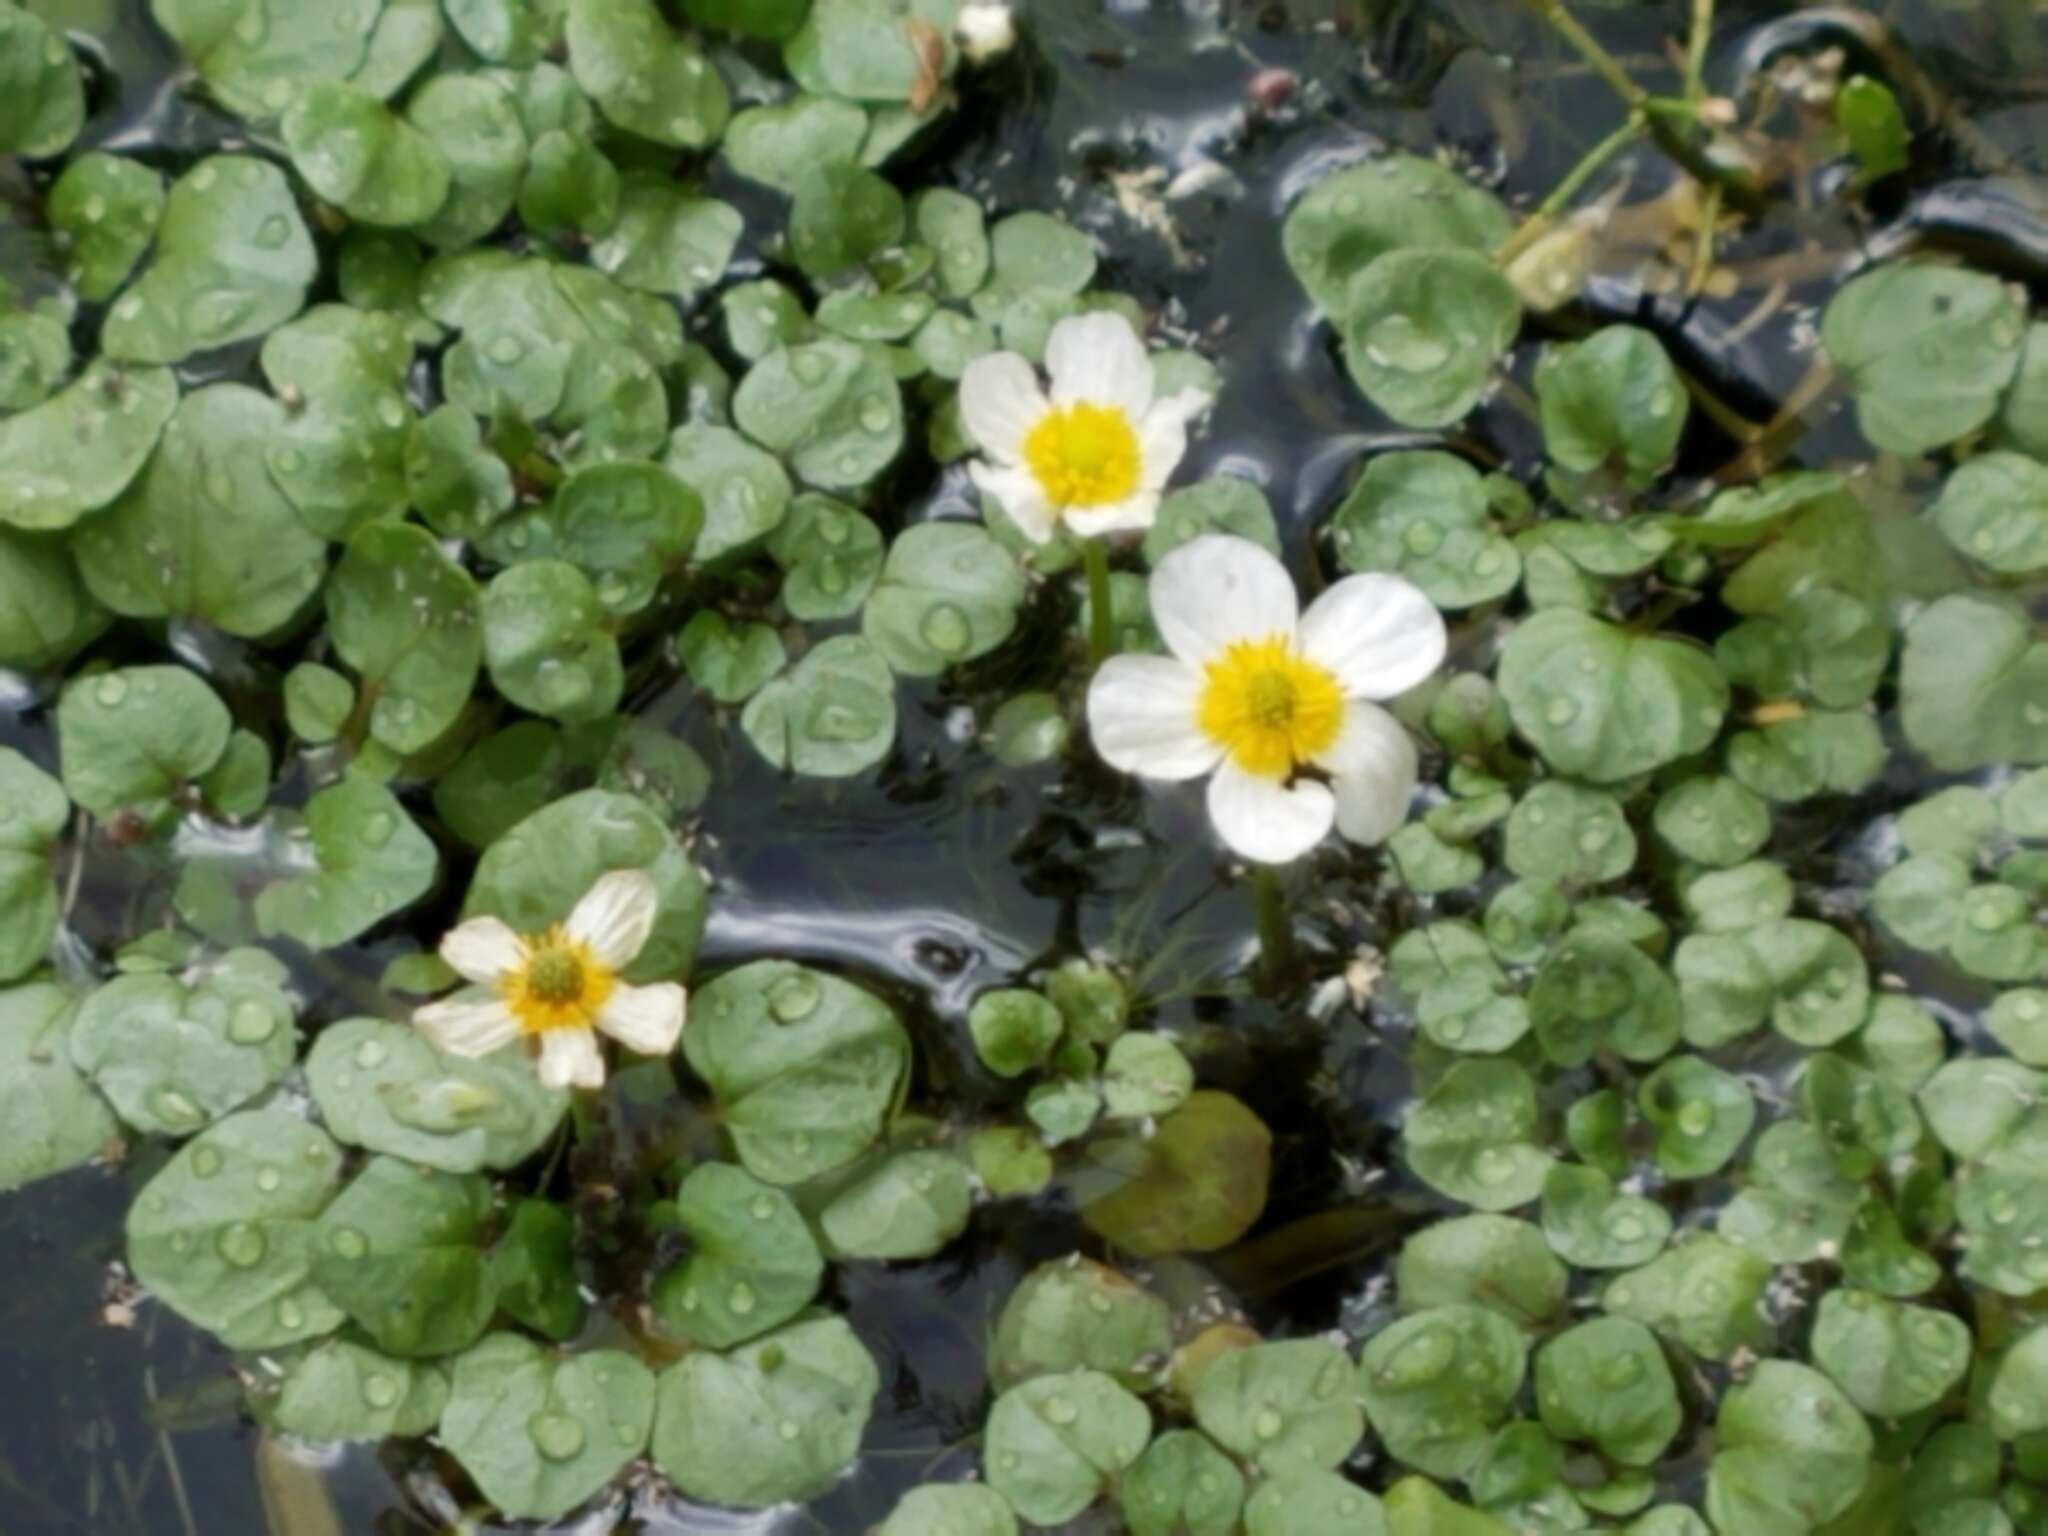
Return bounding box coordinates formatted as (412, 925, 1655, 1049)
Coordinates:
(1197, 636, 1345, 779)
(500, 927, 614, 1034)
(1022, 402, 1141, 509)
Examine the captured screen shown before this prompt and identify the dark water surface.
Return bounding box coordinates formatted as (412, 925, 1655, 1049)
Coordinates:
(7, 0, 2048, 1531)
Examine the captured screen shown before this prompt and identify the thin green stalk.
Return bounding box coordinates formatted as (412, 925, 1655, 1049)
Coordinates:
(1082, 537, 1116, 667)
(1252, 863, 1295, 988)
(1495, 111, 1644, 266)
(1684, 0, 1713, 101)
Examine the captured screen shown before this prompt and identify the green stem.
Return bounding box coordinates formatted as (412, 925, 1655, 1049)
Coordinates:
(1521, 0, 1766, 213)
(1684, 0, 1713, 100)
(1082, 538, 1116, 667)
(1252, 864, 1295, 988)
(1495, 112, 1645, 266)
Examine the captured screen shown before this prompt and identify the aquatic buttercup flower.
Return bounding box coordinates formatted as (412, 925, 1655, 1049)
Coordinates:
(413, 870, 685, 1090)
(1087, 535, 1447, 864)
(959, 312, 1207, 544)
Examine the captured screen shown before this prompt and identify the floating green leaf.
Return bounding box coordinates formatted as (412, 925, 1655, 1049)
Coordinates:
(1357, 1305, 1526, 1480)
(651, 1314, 879, 1507)
(0, 751, 66, 983)
(663, 422, 794, 561)
(482, 560, 624, 723)
(655, 1162, 823, 1347)
(1123, 1430, 1245, 1536)
(1810, 1289, 1969, 1419)
(1540, 1164, 1671, 1271)
(1706, 1361, 1874, 1536)
(684, 960, 911, 1184)
(0, 981, 119, 1192)
(741, 634, 899, 777)
(0, 361, 179, 534)
(1339, 249, 1520, 429)
(880, 1485, 1020, 1536)
(862, 522, 1027, 677)
(984, 1368, 1152, 1525)
(591, 177, 741, 300)
(1282, 154, 1511, 319)
(284, 81, 452, 226)
(1194, 1338, 1363, 1474)
(70, 950, 296, 1136)
(567, 0, 728, 147)
(1821, 264, 2024, 455)
(47, 153, 165, 302)
(1899, 593, 2048, 771)
(1675, 918, 1869, 1048)
(126, 1110, 346, 1350)
(1535, 1316, 1680, 1466)
(75, 386, 329, 635)
(1602, 1233, 1771, 1362)
(0, 0, 82, 157)
(1080, 1090, 1272, 1256)
(57, 665, 230, 818)
(327, 522, 482, 753)
(274, 1339, 448, 1441)
(305, 1017, 567, 1173)
(101, 157, 315, 364)
(990, 1257, 1171, 1389)
(1499, 610, 1727, 782)
(1330, 451, 1519, 609)
(255, 775, 437, 950)
(1638, 1054, 1755, 1178)
(314, 1155, 495, 1356)
(736, 340, 904, 490)
(1534, 326, 1688, 483)
(441, 1333, 656, 1521)
(1930, 451, 2048, 575)
(1403, 1060, 1552, 1211)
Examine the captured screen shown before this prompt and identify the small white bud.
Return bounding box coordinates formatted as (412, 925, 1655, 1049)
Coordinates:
(955, 1, 1016, 64)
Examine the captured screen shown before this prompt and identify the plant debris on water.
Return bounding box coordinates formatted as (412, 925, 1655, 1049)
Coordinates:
(2, 0, 2048, 1532)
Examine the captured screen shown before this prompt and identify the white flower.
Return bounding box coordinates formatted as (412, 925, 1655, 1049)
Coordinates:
(412, 869, 686, 1090)
(959, 311, 1207, 545)
(955, 0, 1016, 63)
(1086, 535, 1447, 865)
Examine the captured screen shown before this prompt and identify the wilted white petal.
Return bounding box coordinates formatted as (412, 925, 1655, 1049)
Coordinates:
(1150, 534, 1298, 667)
(1045, 311, 1152, 420)
(1063, 490, 1160, 538)
(1317, 701, 1420, 846)
(537, 1027, 605, 1090)
(1087, 654, 1220, 781)
(596, 982, 687, 1056)
(438, 917, 524, 985)
(565, 869, 659, 970)
(959, 352, 1048, 463)
(414, 995, 522, 1059)
(1297, 571, 1448, 699)
(1206, 762, 1334, 865)
(972, 460, 1059, 543)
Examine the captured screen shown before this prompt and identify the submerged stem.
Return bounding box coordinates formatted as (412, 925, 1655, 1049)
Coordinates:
(1684, 0, 1713, 100)
(1082, 537, 1116, 667)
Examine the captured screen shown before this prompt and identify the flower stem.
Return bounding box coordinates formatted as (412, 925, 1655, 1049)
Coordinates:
(1683, 0, 1713, 100)
(1252, 863, 1296, 988)
(1082, 538, 1116, 667)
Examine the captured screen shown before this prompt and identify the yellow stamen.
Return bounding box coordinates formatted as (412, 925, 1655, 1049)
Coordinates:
(1023, 402, 1141, 509)
(499, 926, 614, 1035)
(1197, 636, 1344, 779)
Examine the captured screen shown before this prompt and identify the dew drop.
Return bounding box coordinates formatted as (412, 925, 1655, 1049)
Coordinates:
(362, 1373, 400, 1409)
(216, 1222, 266, 1267)
(728, 1282, 757, 1315)
(919, 602, 972, 657)
(94, 673, 129, 707)
(768, 972, 821, 1022)
(1041, 1394, 1077, 1426)
(229, 1001, 277, 1044)
(190, 1145, 224, 1179)
(329, 1225, 369, 1260)
(530, 1413, 586, 1461)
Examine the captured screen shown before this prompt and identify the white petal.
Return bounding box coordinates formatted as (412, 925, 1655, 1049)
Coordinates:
(596, 982, 687, 1056)
(414, 995, 522, 1059)
(1134, 400, 1190, 492)
(973, 460, 1059, 544)
(1086, 654, 1222, 781)
(1063, 491, 1160, 539)
(565, 869, 659, 970)
(958, 352, 1047, 464)
(1150, 534, 1298, 667)
(537, 1027, 605, 1090)
(1045, 311, 1152, 419)
(1297, 572, 1448, 700)
(1206, 762, 1334, 865)
(1316, 701, 1420, 847)
(437, 917, 523, 985)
